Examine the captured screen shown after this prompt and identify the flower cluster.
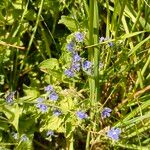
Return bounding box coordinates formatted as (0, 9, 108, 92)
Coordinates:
(101, 107, 121, 140)
(36, 97, 48, 113)
(99, 36, 114, 47)
(12, 133, 28, 142)
(65, 32, 92, 77)
(45, 85, 58, 101)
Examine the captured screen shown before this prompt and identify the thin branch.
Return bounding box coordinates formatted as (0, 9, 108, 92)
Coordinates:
(0, 41, 25, 50)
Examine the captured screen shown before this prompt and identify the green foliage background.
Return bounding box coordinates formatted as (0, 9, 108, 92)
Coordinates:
(0, 0, 150, 149)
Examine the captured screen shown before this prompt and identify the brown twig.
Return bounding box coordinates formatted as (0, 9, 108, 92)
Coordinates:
(115, 85, 150, 111)
(0, 41, 25, 50)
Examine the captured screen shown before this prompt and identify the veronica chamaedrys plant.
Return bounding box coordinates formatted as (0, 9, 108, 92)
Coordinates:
(44, 85, 59, 101)
(44, 85, 53, 93)
(5, 91, 16, 104)
(101, 107, 112, 119)
(64, 69, 74, 77)
(72, 53, 81, 62)
(12, 132, 19, 140)
(46, 130, 54, 137)
(74, 32, 84, 43)
(48, 92, 59, 101)
(53, 109, 62, 116)
(66, 41, 75, 52)
(76, 111, 88, 120)
(36, 103, 48, 113)
(107, 128, 121, 140)
(99, 36, 114, 47)
(35, 97, 48, 113)
(82, 60, 92, 72)
(20, 134, 28, 142)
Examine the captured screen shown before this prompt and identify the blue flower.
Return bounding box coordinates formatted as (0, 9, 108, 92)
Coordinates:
(82, 60, 92, 71)
(72, 53, 81, 62)
(37, 97, 44, 103)
(44, 85, 53, 93)
(36, 103, 48, 113)
(99, 62, 104, 69)
(71, 62, 80, 72)
(76, 111, 88, 119)
(107, 128, 121, 140)
(48, 92, 58, 101)
(20, 134, 28, 142)
(99, 37, 105, 42)
(12, 132, 19, 140)
(64, 69, 74, 77)
(75, 32, 84, 42)
(108, 41, 114, 47)
(67, 42, 75, 52)
(46, 130, 54, 137)
(53, 109, 62, 116)
(6, 91, 16, 104)
(101, 107, 112, 119)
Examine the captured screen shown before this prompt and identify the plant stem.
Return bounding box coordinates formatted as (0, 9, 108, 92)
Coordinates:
(86, 0, 95, 149)
(20, 0, 44, 70)
(67, 133, 74, 150)
(86, 0, 100, 149)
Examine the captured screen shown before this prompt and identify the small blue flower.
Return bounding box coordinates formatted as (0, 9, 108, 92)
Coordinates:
(20, 134, 28, 142)
(37, 97, 44, 103)
(71, 62, 80, 72)
(76, 111, 88, 119)
(6, 91, 16, 104)
(64, 69, 74, 78)
(99, 62, 104, 69)
(101, 107, 112, 119)
(36, 103, 48, 113)
(108, 41, 114, 47)
(82, 60, 92, 71)
(44, 85, 53, 93)
(72, 53, 81, 62)
(75, 32, 84, 42)
(107, 128, 121, 140)
(12, 132, 19, 140)
(46, 130, 54, 137)
(53, 109, 62, 116)
(67, 42, 75, 52)
(99, 37, 105, 42)
(48, 92, 58, 101)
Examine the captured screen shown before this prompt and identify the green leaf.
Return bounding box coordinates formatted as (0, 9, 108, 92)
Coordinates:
(120, 31, 145, 40)
(40, 116, 65, 133)
(39, 58, 59, 70)
(2, 104, 22, 131)
(65, 121, 75, 138)
(128, 35, 150, 56)
(58, 15, 78, 31)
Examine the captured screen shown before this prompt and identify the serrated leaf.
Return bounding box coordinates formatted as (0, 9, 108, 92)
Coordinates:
(58, 15, 78, 31)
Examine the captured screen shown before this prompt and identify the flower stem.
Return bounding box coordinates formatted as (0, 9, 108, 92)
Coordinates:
(86, 0, 100, 149)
